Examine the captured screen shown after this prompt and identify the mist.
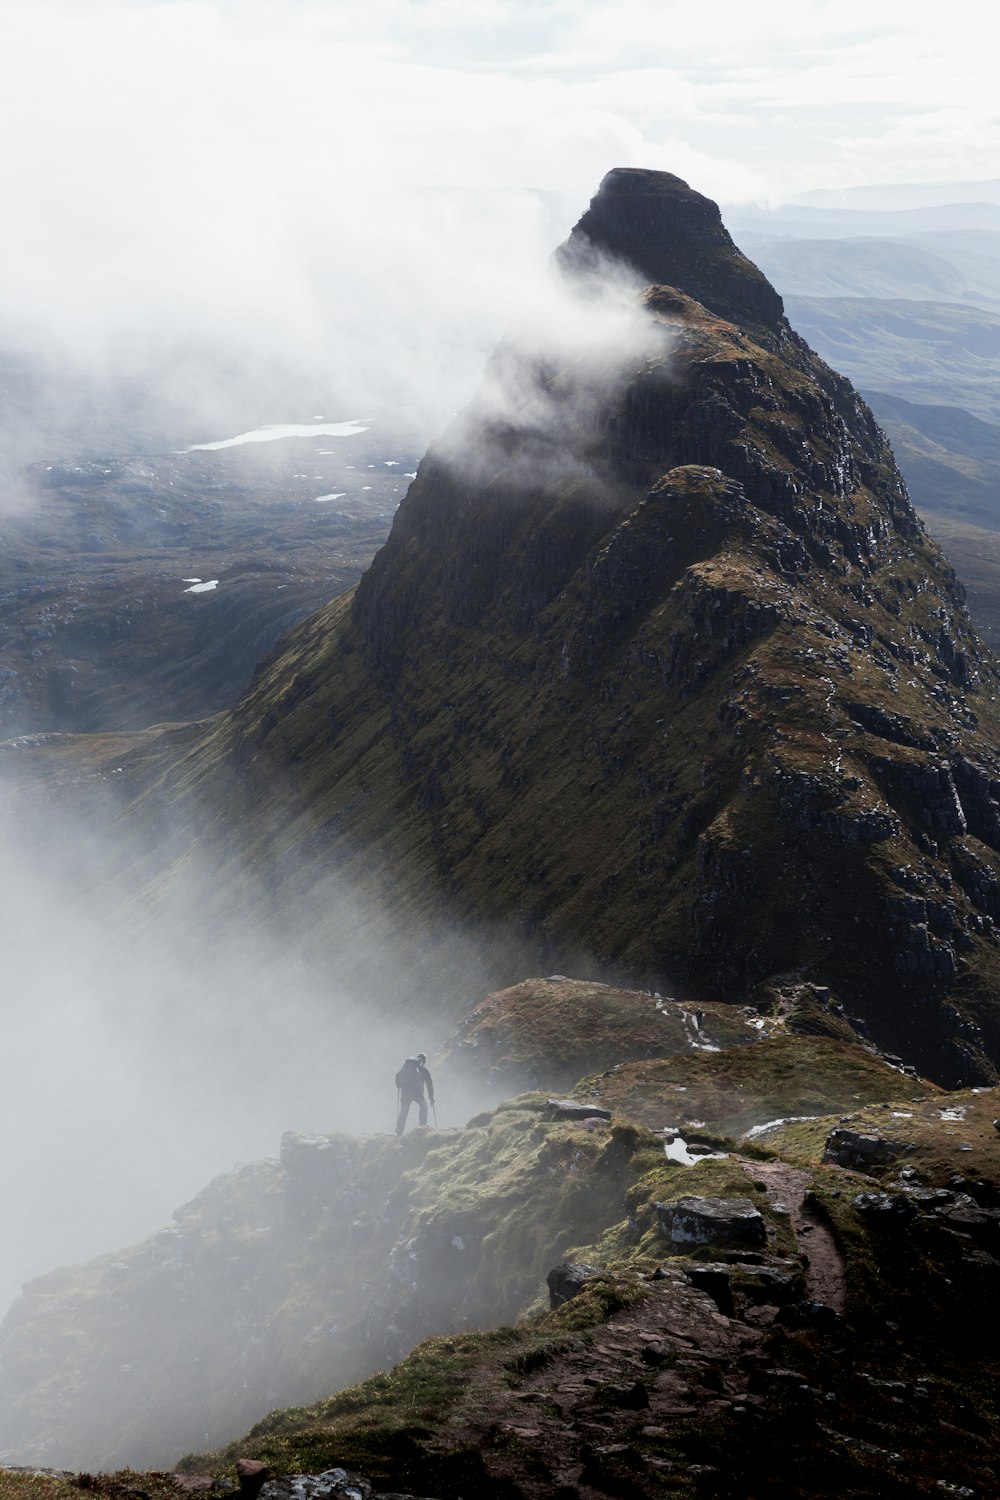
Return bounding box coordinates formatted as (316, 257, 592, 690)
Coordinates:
(0, 3, 586, 489)
(0, 7, 677, 1324)
(2, 0, 988, 497)
(0, 763, 510, 1320)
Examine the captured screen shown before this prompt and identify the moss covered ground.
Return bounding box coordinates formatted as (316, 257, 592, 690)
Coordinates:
(440, 977, 770, 1094)
(752, 1081, 1000, 1180)
(576, 1033, 929, 1139)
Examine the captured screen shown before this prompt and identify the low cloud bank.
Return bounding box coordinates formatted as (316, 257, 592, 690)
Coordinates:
(0, 774, 502, 1320)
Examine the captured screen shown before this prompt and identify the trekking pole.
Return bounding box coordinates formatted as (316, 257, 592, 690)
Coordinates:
(396, 1086, 401, 1133)
(432, 1100, 438, 1127)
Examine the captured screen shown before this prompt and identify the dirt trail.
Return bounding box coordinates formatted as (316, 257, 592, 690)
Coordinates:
(450, 1270, 766, 1499)
(747, 1161, 847, 1314)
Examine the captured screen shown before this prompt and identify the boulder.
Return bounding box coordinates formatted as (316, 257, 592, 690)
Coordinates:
(547, 1261, 607, 1307)
(654, 1196, 767, 1249)
(262, 1472, 372, 1500)
(851, 1192, 919, 1223)
(938, 1203, 1000, 1244)
(545, 1100, 613, 1121)
(734, 1266, 800, 1306)
(823, 1128, 906, 1170)
(236, 1462, 268, 1500)
(595, 1381, 650, 1409)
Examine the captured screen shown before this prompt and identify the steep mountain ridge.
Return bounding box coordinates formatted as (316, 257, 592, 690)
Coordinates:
(100, 170, 1000, 1082)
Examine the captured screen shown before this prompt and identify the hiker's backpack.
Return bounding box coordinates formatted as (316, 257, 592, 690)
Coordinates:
(395, 1057, 422, 1090)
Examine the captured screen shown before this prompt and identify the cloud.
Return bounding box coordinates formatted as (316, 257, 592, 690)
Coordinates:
(0, 0, 991, 463)
(0, 775, 500, 1320)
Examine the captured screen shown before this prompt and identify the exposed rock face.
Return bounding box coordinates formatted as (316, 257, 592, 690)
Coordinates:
(822, 1128, 908, 1170)
(111, 168, 1000, 1081)
(556, 167, 785, 337)
(544, 1100, 612, 1122)
(654, 1196, 768, 1249)
(545, 1261, 608, 1307)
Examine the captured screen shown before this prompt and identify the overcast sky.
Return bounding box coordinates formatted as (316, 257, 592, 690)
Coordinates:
(0, 0, 996, 434)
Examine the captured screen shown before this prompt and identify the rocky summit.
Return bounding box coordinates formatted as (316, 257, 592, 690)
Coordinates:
(100, 167, 1000, 1084)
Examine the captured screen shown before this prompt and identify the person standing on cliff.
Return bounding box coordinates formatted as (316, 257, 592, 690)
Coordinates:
(395, 1052, 435, 1134)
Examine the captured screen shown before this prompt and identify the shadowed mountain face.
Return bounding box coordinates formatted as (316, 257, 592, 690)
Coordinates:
(556, 167, 785, 337)
(62, 170, 1000, 1083)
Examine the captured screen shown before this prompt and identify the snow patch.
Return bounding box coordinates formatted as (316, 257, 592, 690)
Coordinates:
(184, 580, 219, 594)
(185, 420, 370, 452)
(743, 1115, 818, 1140)
(679, 1007, 721, 1053)
(314, 492, 348, 504)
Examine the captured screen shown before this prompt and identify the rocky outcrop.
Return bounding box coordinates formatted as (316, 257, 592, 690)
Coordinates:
(3, 1015, 1000, 1496)
(544, 1100, 612, 1122)
(0, 1098, 674, 1470)
(823, 1128, 908, 1170)
(545, 1262, 609, 1307)
(654, 1196, 768, 1249)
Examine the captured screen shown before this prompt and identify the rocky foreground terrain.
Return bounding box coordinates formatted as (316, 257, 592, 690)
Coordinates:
(2, 978, 999, 1496)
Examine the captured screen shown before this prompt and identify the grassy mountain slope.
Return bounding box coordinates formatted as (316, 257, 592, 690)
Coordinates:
(12, 169, 1000, 1085)
(108, 290, 1000, 1084)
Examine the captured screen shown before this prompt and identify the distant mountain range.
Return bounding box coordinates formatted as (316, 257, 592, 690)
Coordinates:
(718, 187, 1000, 663)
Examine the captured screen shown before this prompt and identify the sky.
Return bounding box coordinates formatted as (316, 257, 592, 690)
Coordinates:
(1, 0, 998, 439)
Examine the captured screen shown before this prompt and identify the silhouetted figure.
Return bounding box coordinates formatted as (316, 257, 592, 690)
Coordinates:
(395, 1052, 435, 1134)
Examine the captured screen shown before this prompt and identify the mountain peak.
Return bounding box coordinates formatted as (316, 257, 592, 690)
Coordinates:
(559, 166, 786, 335)
(71, 172, 1000, 1088)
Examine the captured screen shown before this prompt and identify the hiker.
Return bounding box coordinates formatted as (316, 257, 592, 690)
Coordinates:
(395, 1052, 435, 1135)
